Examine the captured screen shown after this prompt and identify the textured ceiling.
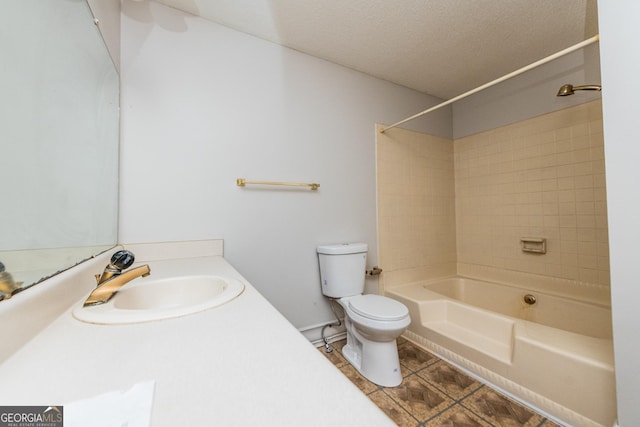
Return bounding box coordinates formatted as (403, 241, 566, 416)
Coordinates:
(153, 0, 598, 100)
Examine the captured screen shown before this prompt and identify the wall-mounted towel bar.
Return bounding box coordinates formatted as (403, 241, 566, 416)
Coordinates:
(236, 178, 320, 190)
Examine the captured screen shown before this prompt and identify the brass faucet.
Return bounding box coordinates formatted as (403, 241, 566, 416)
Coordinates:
(83, 250, 150, 307)
(0, 262, 22, 301)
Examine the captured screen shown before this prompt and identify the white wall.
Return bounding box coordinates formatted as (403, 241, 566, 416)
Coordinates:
(453, 44, 601, 139)
(598, 2, 640, 425)
(87, 0, 121, 69)
(119, 0, 450, 337)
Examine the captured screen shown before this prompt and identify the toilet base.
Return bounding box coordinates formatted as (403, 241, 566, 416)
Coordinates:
(342, 328, 403, 387)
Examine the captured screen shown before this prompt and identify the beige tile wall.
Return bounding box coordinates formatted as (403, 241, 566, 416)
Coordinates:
(377, 100, 609, 291)
(376, 125, 457, 290)
(454, 100, 609, 285)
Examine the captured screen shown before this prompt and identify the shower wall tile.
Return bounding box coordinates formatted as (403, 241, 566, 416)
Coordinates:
(454, 100, 610, 286)
(376, 125, 457, 290)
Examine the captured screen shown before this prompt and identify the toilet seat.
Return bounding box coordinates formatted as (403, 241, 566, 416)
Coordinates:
(348, 294, 409, 321)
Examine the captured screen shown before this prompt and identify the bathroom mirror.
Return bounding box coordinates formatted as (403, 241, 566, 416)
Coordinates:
(0, 0, 119, 292)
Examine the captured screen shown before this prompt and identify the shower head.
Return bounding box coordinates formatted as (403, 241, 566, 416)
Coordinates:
(557, 84, 602, 96)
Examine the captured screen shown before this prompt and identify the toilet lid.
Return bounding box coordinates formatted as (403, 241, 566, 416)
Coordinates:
(348, 294, 408, 321)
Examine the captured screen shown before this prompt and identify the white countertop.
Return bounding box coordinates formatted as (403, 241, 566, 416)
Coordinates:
(0, 253, 394, 426)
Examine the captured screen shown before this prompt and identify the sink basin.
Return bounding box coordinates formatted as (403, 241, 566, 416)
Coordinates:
(73, 275, 245, 324)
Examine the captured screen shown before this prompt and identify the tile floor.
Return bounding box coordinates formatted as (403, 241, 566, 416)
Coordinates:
(319, 337, 563, 427)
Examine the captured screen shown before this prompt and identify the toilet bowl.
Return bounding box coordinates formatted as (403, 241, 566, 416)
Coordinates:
(341, 294, 410, 340)
(337, 294, 410, 386)
(317, 243, 410, 387)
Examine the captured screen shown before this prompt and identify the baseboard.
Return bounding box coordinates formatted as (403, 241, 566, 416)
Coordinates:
(310, 332, 347, 348)
(298, 320, 346, 346)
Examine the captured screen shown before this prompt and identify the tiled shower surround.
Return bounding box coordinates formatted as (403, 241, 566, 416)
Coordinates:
(455, 100, 608, 285)
(377, 100, 609, 290)
(376, 124, 457, 286)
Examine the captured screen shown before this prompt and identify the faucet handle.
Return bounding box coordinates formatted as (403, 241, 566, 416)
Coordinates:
(94, 250, 137, 286)
(110, 250, 135, 270)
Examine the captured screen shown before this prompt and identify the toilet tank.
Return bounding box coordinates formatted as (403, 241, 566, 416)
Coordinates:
(317, 243, 368, 298)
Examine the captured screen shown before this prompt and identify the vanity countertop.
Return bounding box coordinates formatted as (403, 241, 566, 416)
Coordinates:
(0, 253, 394, 426)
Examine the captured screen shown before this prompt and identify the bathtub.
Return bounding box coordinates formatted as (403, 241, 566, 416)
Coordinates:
(388, 276, 615, 427)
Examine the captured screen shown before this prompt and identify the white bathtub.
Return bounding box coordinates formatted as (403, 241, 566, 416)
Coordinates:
(388, 276, 616, 427)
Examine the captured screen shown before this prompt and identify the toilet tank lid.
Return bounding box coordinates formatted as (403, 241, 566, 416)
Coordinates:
(317, 243, 368, 255)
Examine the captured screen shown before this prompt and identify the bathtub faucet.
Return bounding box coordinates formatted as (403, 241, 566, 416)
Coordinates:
(83, 250, 150, 307)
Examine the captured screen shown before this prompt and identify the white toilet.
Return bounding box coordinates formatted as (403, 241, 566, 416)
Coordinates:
(317, 243, 410, 387)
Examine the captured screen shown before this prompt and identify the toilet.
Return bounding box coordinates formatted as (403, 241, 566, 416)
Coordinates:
(317, 243, 410, 387)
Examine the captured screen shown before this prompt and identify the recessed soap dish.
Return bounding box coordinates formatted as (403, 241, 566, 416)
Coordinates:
(520, 237, 546, 254)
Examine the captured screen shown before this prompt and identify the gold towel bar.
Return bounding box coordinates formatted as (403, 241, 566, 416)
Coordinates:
(236, 178, 320, 190)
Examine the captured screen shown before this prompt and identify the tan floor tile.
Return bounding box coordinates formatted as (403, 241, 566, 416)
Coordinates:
(399, 362, 412, 379)
(330, 338, 347, 353)
(317, 345, 348, 368)
(462, 387, 544, 427)
(398, 341, 439, 372)
(425, 405, 493, 427)
(368, 390, 420, 427)
(384, 374, 455, 422)
(338, 364, 380, 394)
(417, 360, 482, 400)
(326, 338, 552, 427)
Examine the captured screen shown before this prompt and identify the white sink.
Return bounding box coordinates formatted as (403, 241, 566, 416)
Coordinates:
(73, 275, 245, 325)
